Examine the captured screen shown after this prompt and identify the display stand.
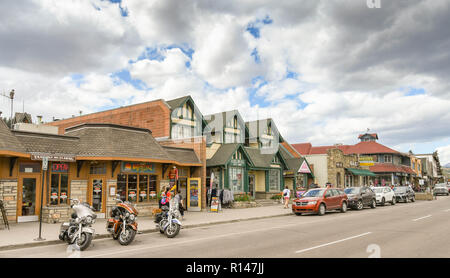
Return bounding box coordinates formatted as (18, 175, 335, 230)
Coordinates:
(0, 200, 9, 230)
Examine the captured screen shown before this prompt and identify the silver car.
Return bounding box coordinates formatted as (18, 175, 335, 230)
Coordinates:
(434, 184, 449, 196)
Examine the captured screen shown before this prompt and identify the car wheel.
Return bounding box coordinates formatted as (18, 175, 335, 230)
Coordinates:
(381, 197, 385, 206)
(370, 199, 376, 209)
(356, 200, 363, 210)
(411, 196, 415, 202)
(340, 202, 347, 213)
(391, 196, 396, 205)
(318, 203, 326, 216)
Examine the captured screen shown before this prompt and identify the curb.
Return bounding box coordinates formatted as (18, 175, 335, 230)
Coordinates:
(0, 212, 292, 252)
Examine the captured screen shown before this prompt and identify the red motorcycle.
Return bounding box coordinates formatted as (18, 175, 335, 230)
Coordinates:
(106, 195, 139, 245)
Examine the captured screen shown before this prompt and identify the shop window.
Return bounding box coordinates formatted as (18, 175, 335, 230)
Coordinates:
(19, 163, 41, 173)
(269, 169, 280, 191)
(229, 167, 244, 192)
(384, 155, 392, 163)
(49, 163, 69, 205)
(117, 173, 157, 202)
(90, 163, 107, 174)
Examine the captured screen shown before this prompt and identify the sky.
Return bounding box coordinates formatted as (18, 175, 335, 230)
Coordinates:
(0, 0, 449, 166)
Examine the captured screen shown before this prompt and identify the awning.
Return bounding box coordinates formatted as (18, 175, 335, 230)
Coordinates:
(346, 168, 376, 177)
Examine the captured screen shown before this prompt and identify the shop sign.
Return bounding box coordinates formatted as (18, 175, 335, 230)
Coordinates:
(52, 163, 69, 173)
(298, 161, 311, 174)
(121, 162, 156, 173)
(336, 162, 344, 168)
(230, 159, 246, 167)
(359, 156, 374, 166)
(31, 153, 75, 162)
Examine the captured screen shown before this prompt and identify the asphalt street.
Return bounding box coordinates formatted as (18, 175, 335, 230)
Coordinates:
(1, 196, 449, 258)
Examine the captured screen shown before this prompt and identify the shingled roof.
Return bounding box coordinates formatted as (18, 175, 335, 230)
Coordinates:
(166, 96, 191, 110)
(163, 146, 202, 166)
(245, 147, 287, 169)
(64, 123, 173, 162)
(12, 130, 79, 155)
(0, 119, 27, 155)
(207, 143, 250, 167)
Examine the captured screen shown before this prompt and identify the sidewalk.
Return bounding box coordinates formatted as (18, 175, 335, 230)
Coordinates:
(0, 204, 292, 251)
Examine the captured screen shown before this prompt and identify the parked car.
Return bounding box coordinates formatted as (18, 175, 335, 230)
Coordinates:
(292, 188, 348, 216)
(344, 186, 377, 210)
(371, 186, 396, 206)
(393, 186, 415, 203)
(433, 184, 449, 196)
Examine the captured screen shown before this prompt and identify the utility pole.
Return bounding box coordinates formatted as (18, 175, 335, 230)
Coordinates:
(1, 89, 15, 127)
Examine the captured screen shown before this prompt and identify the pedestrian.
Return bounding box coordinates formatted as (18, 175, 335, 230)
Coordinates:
(282, 185, 290, 209)
(174, 189, 185, 219)
(326, 182, 332, 188)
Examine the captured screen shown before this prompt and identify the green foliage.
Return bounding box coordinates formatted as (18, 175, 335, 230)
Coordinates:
(234, 193, 252, 202)
(270, 193, 282, 200)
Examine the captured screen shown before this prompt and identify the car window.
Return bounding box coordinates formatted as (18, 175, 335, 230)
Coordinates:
(324, 190, 331, 197)
(384, 188, 390, 193)
(331, 189, 340, 196)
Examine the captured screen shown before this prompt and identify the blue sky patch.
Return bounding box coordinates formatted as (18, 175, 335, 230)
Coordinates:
(286, 71, 299, 79)
(110, 69, 149, 90)
(70, 74, 85, 87)
(404, 87, 426, 96)
(251, 48, 261, 63)
(246, 15, 273, 39)
(104, 0, 128, 16)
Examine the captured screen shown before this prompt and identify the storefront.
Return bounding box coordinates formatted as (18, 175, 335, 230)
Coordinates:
(344, 168, 376, 187)
(0, 122, 202, 223)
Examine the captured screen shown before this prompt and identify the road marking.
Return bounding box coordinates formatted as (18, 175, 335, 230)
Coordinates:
(295, 232, 372, 254)
(412, 215, 432, 221)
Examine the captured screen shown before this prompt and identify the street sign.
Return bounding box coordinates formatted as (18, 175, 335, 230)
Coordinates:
(42, 157, 48, 171)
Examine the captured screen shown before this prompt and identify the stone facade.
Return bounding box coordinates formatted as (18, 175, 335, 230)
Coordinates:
(0, 179, 18, 223)
(327, 148, 359, 187)
(70, 180, 88, 203)
(41, 206, 70, 223)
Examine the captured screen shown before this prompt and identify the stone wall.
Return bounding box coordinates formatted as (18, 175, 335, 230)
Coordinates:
(0, 179, 18, 223)
(70, 180, 88, 203)
(327, 148, 360, 188)
(41, 206, 70, 223)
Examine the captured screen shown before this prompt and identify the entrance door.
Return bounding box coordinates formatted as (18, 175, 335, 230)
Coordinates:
(179, 178, 188, 209)
(89, 178, 106, 217)
(17, 176, 41, 222)
(248, 175, 255, 198)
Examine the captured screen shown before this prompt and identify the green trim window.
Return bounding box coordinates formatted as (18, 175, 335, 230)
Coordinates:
(268, 169, 280, 192)
(229, 167, 244, 192)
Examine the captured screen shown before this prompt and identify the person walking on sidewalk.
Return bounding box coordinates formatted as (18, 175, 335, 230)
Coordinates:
(174, 189, 185, 219)
(282, 186, 290, 209)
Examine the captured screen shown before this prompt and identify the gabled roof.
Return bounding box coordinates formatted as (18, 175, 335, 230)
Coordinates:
(165, 96, 191, 110)
(207, 143, 253, 167)
(0, 119, 27, 155)
(245, 118, 284, 142)
(280, 142, 302, 158)
(245, 147, 288, 170)
(13, 112, 32, 124)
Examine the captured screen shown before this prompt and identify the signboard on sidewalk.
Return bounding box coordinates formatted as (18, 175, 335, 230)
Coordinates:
(210, 197, 219, 212)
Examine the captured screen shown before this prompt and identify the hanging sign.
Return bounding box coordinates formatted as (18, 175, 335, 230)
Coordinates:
(210, 197, 219, 212)
(298, 161, 311, 174)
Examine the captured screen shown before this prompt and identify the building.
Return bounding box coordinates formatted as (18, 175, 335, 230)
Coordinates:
(47, 95, 207, 209)
(0, 120, 203, 224)
(416, 151, 443, 186)
(292, 143, 371, 188)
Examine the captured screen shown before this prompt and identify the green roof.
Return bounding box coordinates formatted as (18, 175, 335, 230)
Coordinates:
(346, 168, 376, 177)
(207, 143, 253, 167)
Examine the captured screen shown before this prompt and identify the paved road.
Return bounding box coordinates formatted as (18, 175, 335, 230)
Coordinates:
(1, 196, 449, 258)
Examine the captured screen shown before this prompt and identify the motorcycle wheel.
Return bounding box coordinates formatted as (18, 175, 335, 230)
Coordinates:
(164, 222, 181, 238)
(118, 226, 136, 246)
(75, 232, 92, 251)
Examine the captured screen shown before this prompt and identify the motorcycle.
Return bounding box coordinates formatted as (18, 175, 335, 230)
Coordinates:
(155, 199, 182, 238)
(58, 198, 96, 251)
(106, 195, 139, 245)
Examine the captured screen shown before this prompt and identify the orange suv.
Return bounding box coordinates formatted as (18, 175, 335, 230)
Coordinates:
(292, 188, 348, 216)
